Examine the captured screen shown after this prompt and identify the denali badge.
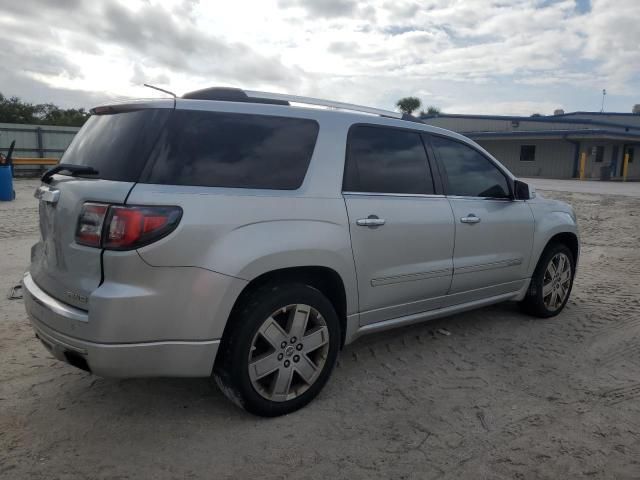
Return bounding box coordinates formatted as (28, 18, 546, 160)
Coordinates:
(65, 291, 88, 304)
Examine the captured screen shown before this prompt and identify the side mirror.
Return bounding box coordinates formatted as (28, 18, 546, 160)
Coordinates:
(514, 179, 534, 200)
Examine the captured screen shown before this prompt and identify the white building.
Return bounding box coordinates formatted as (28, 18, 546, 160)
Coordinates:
(421, 111, 640, 180)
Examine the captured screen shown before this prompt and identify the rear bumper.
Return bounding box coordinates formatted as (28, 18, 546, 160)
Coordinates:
(23, 272, 219, 377)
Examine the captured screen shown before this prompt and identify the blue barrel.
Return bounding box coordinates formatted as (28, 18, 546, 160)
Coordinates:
(0, 165, 14, 201)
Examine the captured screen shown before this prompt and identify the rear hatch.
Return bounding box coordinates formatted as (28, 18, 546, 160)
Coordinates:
(30, 105, 171, 309)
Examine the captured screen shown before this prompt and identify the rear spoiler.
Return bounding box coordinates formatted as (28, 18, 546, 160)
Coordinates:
(90, 99, 176, 115)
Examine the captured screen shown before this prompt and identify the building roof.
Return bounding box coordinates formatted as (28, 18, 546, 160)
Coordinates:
(419, 112, 640, 132)
(550, 111, 640, 118)
(465, 129, 640, 142)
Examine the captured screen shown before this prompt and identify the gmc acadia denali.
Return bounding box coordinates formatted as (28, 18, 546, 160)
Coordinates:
(23, 88, 579, 416)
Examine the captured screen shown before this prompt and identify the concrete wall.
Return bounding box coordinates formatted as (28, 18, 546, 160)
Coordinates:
(476, 139, 577, 179)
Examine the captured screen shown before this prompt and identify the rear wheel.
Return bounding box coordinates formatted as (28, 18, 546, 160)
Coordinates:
(214, 283, 340, 417)
(520, 243, 575, 318)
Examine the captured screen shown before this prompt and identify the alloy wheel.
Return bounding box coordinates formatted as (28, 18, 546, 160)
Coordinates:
(248, 304, 330, 402)
(542, 252, 572, 311)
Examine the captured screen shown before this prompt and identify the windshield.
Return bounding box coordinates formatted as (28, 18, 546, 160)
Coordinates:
(60, 109, 171, 182)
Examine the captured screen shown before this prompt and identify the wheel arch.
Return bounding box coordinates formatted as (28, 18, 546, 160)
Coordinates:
(546, 232, 579, 266)
(520, 231, 578, 317)
(223, 266, 349, 348)
(530, 230, 580, 279)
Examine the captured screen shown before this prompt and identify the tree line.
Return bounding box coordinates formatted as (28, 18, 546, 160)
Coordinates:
(0, 93, 89, 127)
(0, 91, 440, 127)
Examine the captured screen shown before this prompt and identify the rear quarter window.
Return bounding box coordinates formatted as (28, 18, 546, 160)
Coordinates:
(60, 109, 171, 182)
(144, 111, 319, 190)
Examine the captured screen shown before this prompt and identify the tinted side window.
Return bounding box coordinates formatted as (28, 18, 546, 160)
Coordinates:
(431, 136, 510, 198)
(146, 111, 319, 189)
(344, 126, 434, 194)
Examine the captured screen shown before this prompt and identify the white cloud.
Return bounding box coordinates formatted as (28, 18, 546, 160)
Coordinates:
(577, 0, 640, 93)
(0, 0, 638, 114)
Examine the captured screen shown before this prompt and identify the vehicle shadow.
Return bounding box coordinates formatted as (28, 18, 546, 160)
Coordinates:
(28, 300, 572, 424)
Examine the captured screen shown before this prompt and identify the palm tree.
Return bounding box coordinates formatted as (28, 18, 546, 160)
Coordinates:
(396, 97, 421, 115)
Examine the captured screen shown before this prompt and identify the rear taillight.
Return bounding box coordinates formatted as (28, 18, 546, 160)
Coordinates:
(76, 203, 108, 247)
(104, 205, 182, 250)
(75, 203, 182, 250)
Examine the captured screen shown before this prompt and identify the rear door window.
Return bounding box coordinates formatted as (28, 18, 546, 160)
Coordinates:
(431, 135, 511, 198)
(60, 109, 171, 182)
(144, 111, 319, 190)
(343, 125, 434, 194)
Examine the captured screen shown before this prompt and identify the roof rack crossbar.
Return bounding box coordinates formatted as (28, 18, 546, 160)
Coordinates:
(243, 90, 403, 119)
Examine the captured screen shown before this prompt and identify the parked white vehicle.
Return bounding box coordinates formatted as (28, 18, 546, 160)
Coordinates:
(23, 88, 579, 416)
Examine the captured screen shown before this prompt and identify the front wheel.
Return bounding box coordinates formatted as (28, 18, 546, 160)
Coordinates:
(520, 243, 575, 318)
(214, 283, 340, 417)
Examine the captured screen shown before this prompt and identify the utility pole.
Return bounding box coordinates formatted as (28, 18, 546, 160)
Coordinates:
(600, 89, 606, 112)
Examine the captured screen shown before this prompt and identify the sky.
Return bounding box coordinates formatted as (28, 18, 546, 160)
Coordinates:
(0, 0, 638, 116)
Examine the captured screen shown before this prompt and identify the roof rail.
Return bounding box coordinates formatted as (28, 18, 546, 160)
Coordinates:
(181, 87, 403, 119)
(182, 87, 290, 106)
(243, 90, 403, 119)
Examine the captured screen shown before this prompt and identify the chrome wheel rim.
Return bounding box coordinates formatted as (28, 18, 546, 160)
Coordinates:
(543, 252, 572, 311)
(248, 304, 330, 402)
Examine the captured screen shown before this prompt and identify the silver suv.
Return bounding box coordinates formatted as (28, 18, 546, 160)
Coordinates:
(23, 88, 579, 416)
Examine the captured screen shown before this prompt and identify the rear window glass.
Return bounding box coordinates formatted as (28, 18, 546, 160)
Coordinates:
(144, 111, 319, 190)
(60, 109, 170, 182)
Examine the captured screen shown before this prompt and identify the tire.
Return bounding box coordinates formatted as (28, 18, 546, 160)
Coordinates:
(520, 243, 575, 318)
(213, 283, 340, 417)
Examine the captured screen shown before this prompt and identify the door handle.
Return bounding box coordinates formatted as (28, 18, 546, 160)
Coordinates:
(460, 214, 481, 224)
(356, 215, 386, 227)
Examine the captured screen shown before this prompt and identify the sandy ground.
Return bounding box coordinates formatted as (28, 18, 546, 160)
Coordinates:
(1, 178, 640, 479)
(521, 177, 640, 198)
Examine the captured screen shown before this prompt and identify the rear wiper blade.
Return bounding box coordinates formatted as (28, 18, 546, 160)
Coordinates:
(42, 163, 99, 184)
